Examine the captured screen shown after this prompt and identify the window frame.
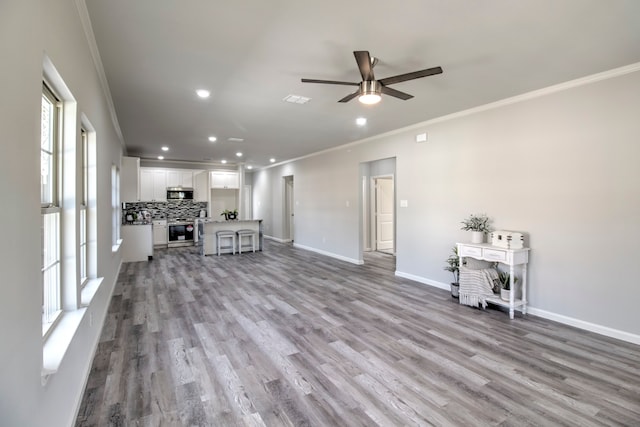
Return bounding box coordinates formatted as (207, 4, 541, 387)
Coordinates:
(79, 128, 88, 288)
(41, 82, 62, 333)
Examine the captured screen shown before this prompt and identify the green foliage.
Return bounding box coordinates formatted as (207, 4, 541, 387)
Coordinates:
(460, 213, 492, 233)
(498, 271, 518, 290)
(443, 247, 460, 284)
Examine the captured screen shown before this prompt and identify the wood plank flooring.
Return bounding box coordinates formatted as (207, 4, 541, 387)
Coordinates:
(75, 241, 640, 426)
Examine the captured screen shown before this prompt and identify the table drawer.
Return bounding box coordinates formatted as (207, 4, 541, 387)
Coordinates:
(459, 245, 483, 258)
(483, 248, 507, 262)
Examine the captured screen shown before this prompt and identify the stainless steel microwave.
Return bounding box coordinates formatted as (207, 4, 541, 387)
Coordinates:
(166, 187, 194, 200)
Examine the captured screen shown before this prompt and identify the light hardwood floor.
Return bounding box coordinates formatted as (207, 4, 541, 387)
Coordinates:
(75, 241, 640, 426)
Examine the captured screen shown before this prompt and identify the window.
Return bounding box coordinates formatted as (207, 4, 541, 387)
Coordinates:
(41, 84, 61, 329)
(112, 164, 120, 247)
(79, 129, 88, 287)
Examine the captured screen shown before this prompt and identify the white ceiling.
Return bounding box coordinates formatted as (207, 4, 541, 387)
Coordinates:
(84, 0, 640, 168)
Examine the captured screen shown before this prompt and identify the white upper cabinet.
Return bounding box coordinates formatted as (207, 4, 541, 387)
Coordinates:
(210, 171, 239, 189)
(166, 170, 194, 188)
(194, 171, 209, 202)
(140, 169, 167, 201)
(121, 156, 140, 201)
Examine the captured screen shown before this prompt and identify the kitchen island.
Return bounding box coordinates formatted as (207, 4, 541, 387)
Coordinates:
(121, 223, 153, 262)
(197, 219, 263, 255)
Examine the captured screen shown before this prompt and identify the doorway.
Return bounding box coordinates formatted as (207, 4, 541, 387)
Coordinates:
(283, 175, 294, 242)
(373, 175, 395, 254)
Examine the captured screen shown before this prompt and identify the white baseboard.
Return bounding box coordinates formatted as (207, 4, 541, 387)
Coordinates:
(395, 271, 451, 292)
(527, 307, 640, 346)
(293, 243, 363, 265)
(396, 270, 640, 346)
(264, 235, 291, 243)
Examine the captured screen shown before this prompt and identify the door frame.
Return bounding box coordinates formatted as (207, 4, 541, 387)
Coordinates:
(370, 174, 395, 254)
(283, 175, 294, 242)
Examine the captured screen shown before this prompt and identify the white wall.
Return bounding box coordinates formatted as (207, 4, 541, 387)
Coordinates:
(0, 1, 124, 425)
(253, 67, 640, 342)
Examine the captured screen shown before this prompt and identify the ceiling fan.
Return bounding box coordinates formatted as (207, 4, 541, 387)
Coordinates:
(301, 51, 442, 104)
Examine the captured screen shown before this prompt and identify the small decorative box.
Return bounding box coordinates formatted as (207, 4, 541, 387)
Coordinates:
(491, 230, 524, 249)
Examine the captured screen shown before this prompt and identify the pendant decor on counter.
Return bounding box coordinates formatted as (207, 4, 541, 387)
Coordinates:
(221, 209, 238, 221)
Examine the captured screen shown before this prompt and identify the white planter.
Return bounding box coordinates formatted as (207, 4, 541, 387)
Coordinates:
(470, 231, 484, 243)
(450, 283, 459, 298)
(500, 288, 511, 301)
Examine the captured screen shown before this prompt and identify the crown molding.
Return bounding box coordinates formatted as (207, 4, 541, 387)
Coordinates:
(261, 62, 640, 171)
(75, 0, 125, 148)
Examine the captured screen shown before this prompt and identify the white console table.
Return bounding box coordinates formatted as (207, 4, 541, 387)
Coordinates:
(457, 242, 530, 319)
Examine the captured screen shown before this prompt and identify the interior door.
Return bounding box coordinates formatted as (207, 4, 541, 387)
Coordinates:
(284, 176, 294, 242)
(375, 177, 394, 251)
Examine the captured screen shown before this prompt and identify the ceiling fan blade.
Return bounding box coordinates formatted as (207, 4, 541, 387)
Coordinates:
(301, 78, 359, 86)
(354, 51, 375, 81)
(378, 66, 443, 86)
(338, 91, 360, 103)
(380, 85, 413, 100)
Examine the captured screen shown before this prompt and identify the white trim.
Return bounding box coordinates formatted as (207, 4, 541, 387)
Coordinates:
(42, 309, 86, 383)
(111, 238, 122, 254)
(264, 235, 291, 243)
(75, 0, 124, 147)
(293, 243, 363, 265)
(396, 271, 640, 345)
(260, 62, 640, 170)
(527, 307, 640, 346)
(395, 271, 451, 292)
(71, 264, 120, 424)
(80, 277, 103, 307)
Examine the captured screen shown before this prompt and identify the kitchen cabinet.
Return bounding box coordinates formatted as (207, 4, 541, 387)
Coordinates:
(166, 170, 194, 188)
(194, 171, 209, 202)
(120, 156, 140, 201)
(140, 168, 167, 201)
(210, 171, 239, 189)
(152, 220, 167, 246)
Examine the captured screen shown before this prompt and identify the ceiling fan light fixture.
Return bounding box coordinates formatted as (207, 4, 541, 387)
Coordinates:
(358, 92, 381, 105)
(358, 80, 381, 105)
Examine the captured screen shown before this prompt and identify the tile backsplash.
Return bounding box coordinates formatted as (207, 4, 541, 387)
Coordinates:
(122, 200, 207, 223)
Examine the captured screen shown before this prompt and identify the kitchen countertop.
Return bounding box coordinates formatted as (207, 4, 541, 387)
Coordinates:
(195, 218, 262, 223)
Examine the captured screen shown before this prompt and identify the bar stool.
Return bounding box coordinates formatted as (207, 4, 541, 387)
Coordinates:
(236, 229, 258, 254)
(216, 230, 236, 256)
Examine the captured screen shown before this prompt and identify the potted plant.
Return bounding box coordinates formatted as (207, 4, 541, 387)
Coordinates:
(443, 247, 460, 298)
(498, 271, 518, 301)
(460, 213, 491, 243)
(221, 209, 238, 220)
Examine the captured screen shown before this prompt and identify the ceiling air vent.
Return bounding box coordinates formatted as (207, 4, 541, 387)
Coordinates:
(283, 94, 310, 104)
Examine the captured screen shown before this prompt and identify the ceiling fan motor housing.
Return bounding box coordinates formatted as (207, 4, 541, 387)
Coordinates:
(359, 80, 382, 104)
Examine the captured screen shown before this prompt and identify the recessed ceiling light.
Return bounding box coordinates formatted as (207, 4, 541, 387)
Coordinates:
(247, 165, 253, 170)
(161, 146, 169, 151)
(208, 136, 217, 142)
(221, 159, 227, 164)
(236, 152, 243, 157)
(228, 137, 244, 142)
(196, 89, 210, 98)
(356, 117, 367, 126)
(270, 158, 276, 163)
(157, 156, 164, 160)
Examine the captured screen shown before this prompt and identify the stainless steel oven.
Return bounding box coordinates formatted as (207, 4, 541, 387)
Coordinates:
(167, 218, 195, 247)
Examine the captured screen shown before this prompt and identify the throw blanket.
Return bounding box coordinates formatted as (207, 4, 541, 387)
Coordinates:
(458, 267, 499, 309)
